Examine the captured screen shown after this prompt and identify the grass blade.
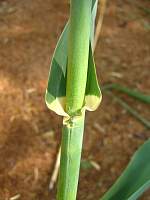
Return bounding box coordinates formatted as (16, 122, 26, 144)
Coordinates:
(103, 83, 150, 104)
(106, 91, 150, 129)
(45, 0, 101, 116)
(101, 138, 150, 200)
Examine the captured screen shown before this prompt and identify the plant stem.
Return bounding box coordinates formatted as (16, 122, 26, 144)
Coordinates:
(57, 114, 85, 200)
(66, 0, 92, 116)
(57, 1, 92, 199)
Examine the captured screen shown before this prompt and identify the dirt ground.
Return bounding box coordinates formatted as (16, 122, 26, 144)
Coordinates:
(0, 0, 150, 199)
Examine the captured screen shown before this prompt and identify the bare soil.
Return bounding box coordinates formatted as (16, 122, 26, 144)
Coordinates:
(0, 0, 150, 199)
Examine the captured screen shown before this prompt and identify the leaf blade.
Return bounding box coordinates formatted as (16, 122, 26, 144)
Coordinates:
(100, 139, 150, 200)
(45, 0, 101, 116)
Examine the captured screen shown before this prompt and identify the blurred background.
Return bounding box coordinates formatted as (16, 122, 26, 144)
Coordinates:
(0, 0, 150, 199)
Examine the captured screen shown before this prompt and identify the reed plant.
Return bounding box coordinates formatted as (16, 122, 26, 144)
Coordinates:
(45, 1, 150, 199)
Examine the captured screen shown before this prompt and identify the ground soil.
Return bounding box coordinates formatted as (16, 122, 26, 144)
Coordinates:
(0, 0, 150, 199)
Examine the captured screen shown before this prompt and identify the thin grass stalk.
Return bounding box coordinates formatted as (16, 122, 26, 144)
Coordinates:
(57, 114, 85, 200)
(56, 1, 92, 199)
(66, 0, 92, 116)
(93, 0, 107, 50)
(102, 83, 150, 104)
(106, 91, 150, 129)
(49, 0, 107, 191)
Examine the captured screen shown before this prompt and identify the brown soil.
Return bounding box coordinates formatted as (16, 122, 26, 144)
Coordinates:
(0, 0, 150, 199)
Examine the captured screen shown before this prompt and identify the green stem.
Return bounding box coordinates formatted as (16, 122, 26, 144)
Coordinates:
(57, 1, 93, 199)
(66, 0, 92, 116)
(57, 114, 85, 200)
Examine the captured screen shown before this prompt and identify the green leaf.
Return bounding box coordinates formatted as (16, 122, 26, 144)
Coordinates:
(100, 139, 150, 200)
(91, 0, 98, 45)
(85, 44, 102, 111)
(103, 83, 150, 104)
(45, 0, 101, 116)
(104, 91, 150, 129)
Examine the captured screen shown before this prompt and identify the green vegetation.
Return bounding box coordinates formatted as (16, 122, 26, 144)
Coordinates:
(102, 84, 150, 129)
(101, 138, 150, 200)
(46, 0, 101, 199)
(45, 1, 150, 200)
